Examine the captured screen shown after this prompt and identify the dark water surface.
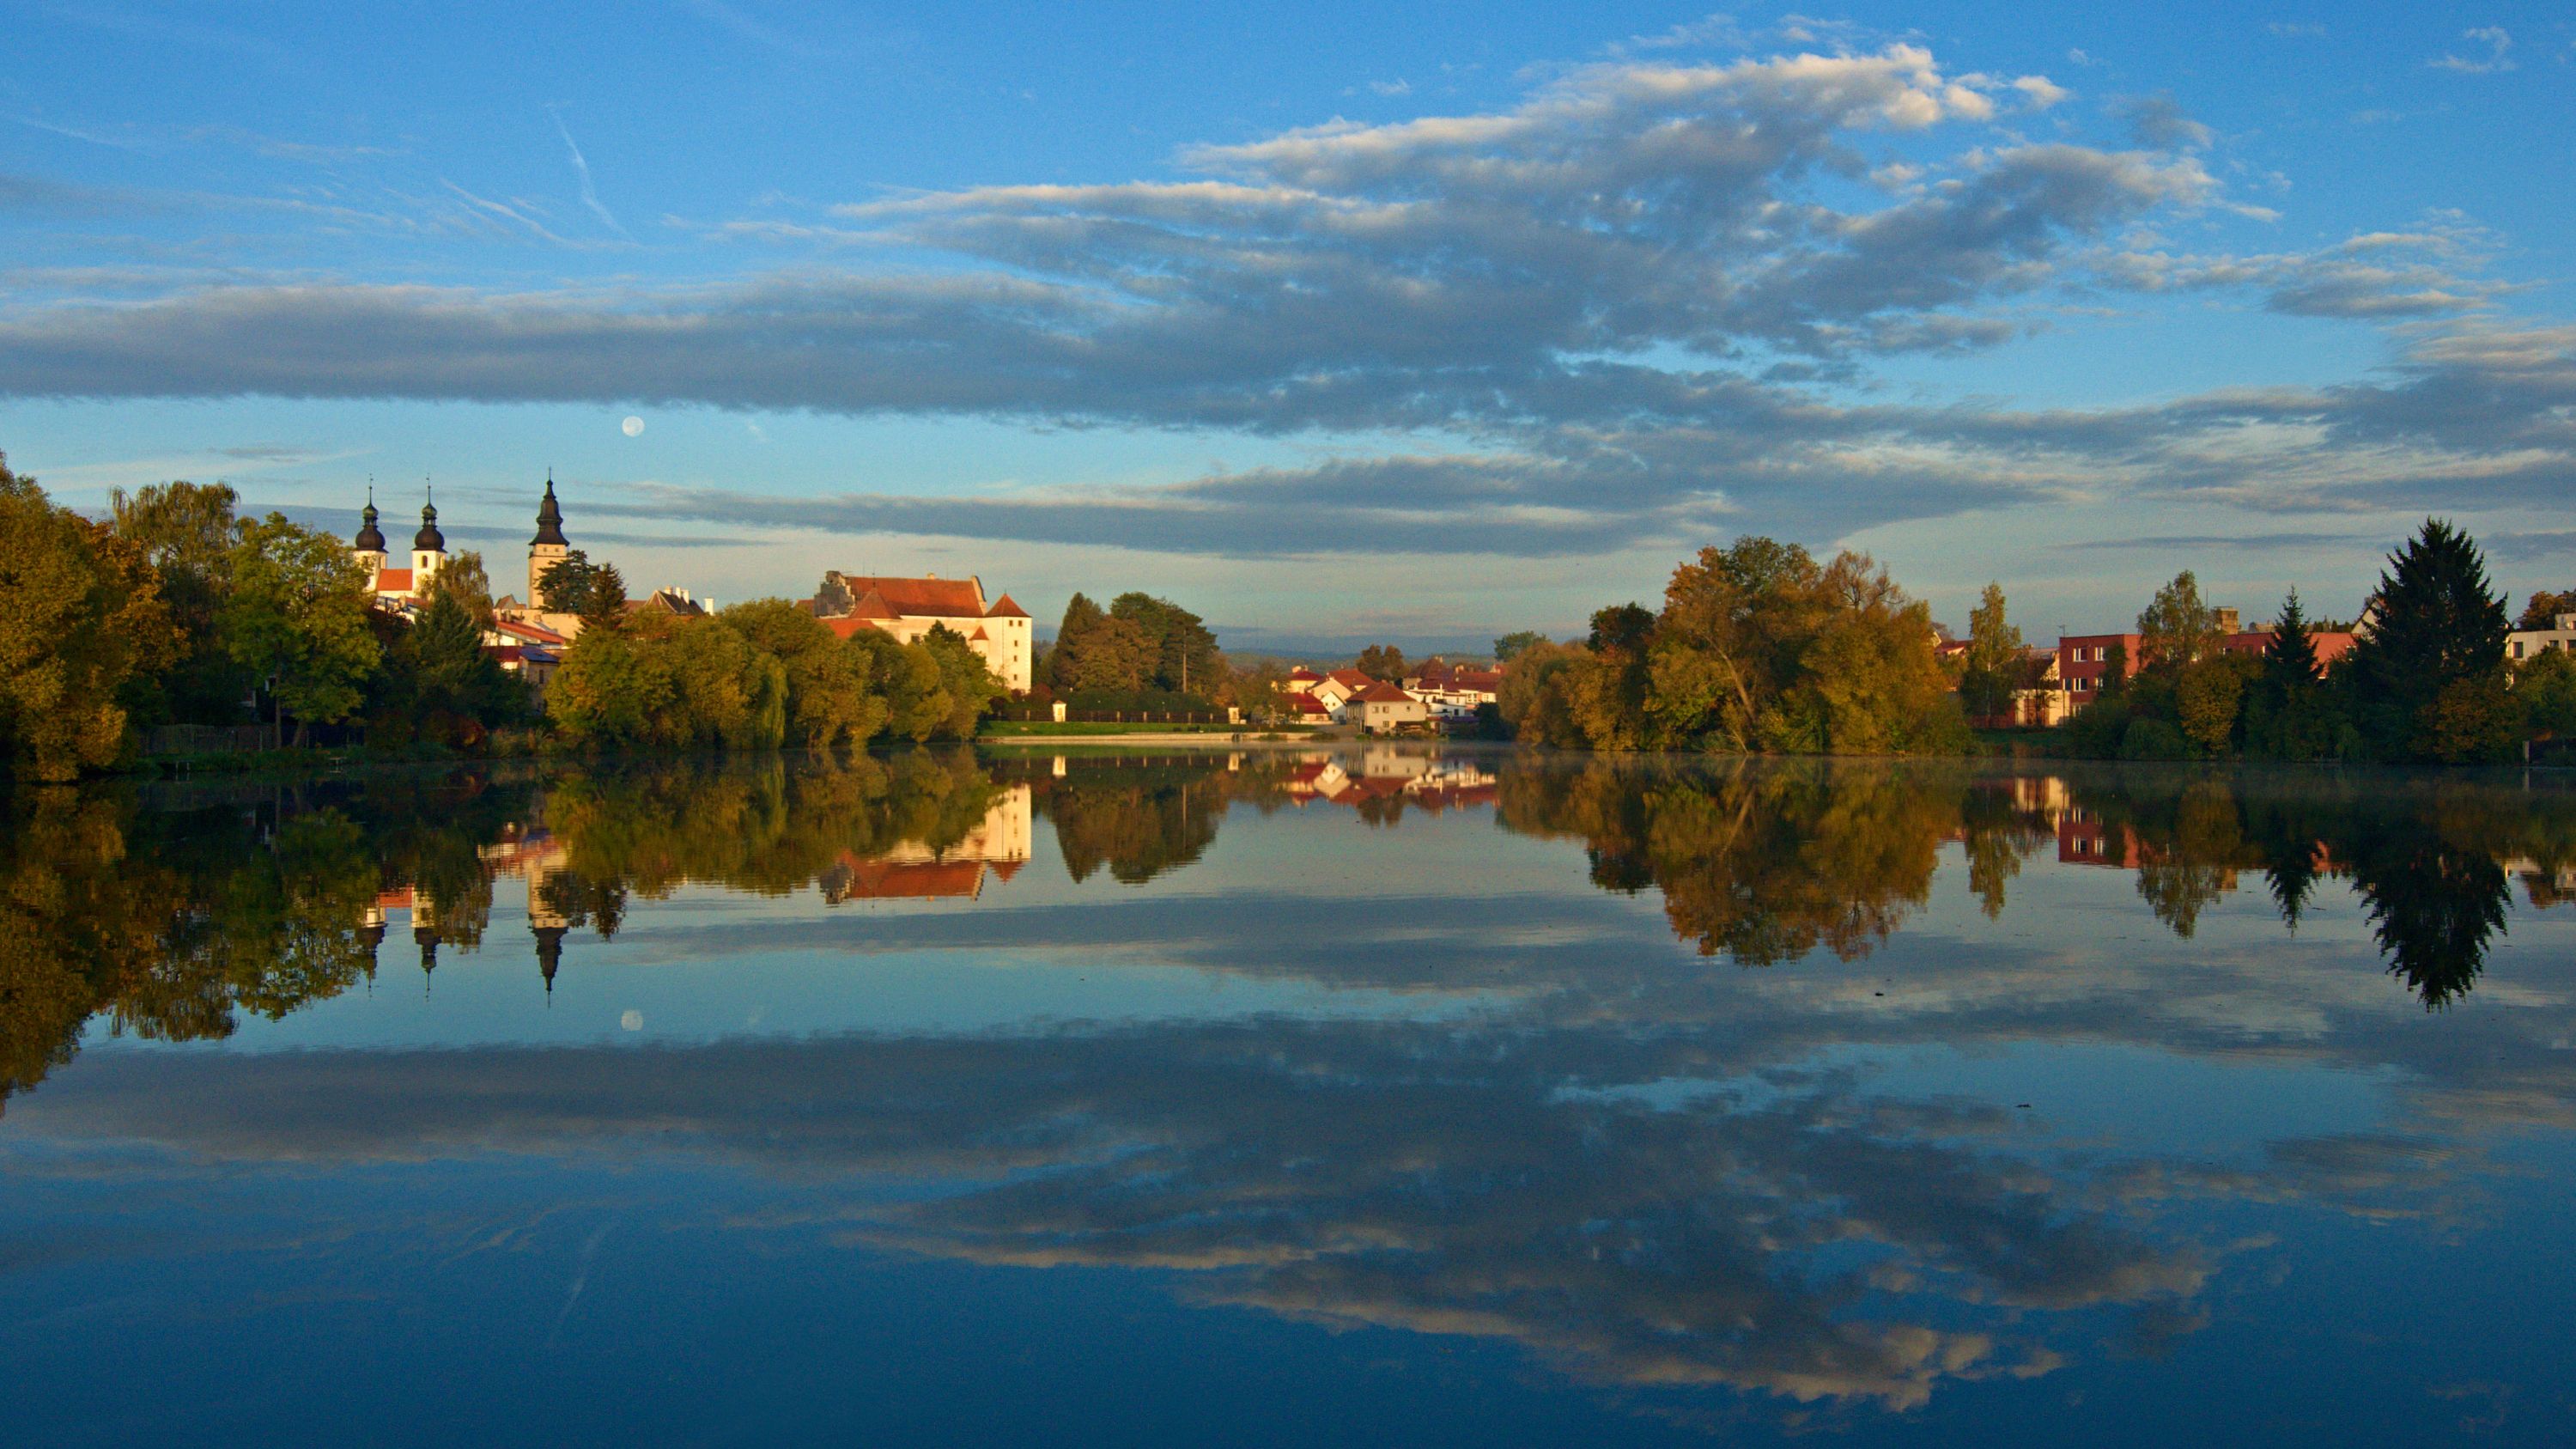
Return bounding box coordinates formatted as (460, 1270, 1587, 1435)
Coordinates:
(6, 746, 2574, 1446)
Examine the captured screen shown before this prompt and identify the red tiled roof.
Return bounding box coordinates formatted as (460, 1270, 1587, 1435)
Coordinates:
(1353, 681, 1416, 703)
(1287, 667, 1323, 681)
(983, 593, 1030, 619)
(374, 568, 414, 594)
(1283, 691, 1329, 713)
(968, 626, 989, 642)
(829, 575, 986, 618)
(491, 618, 568, 645)
(1326, 668, 1377, 689)
(822, 615, 889, 641)
(845, 589, 902, 621)
(1452, 669, 1502, 691)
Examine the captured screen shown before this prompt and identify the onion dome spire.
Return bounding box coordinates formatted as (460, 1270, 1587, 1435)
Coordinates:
(532, 469, 568, 546)
(354, 483, 386, 551)
(414, 486, 445, 551)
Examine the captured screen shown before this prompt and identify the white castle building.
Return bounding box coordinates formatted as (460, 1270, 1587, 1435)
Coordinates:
(805, 571, 1034, 694)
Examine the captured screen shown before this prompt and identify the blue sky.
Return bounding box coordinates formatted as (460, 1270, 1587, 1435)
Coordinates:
(3, 1, 2570, 649)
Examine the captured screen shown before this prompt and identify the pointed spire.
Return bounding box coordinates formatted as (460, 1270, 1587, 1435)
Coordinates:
(532, 469, 568, 545)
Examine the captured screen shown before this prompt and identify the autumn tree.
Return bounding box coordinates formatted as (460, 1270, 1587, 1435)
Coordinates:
(423, 549, 495, 626)
(0, 458, 173, 778)
(2516, 589, 2576, 630)
(1492, 630, 1547, 663)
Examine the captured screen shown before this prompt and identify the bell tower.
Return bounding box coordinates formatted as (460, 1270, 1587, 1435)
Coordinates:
(529, 471, 569, 608)
(351, 484, 387, 579)
(412, 488, 447, 588)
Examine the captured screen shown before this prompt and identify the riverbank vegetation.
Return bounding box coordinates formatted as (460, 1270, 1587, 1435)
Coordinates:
(0, 455, 1015, 781)
(1495, 538, 1971, 756)
(1495, 521, 2573, 764)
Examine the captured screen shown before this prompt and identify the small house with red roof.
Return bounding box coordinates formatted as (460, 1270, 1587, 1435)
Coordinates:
(806, 570, 1034, 692)
(1342, 679, 1430, 733)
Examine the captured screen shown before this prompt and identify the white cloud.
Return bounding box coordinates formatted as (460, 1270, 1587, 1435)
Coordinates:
(0, 39, 2564, 561)
(2430, 27, 2514, 74)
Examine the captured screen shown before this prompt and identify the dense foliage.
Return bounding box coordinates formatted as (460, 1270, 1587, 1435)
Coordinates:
(2069, 521, 2540, 764)
(1498, 538, 1971, 755)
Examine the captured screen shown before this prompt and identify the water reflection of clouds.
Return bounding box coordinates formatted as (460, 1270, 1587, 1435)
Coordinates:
(7, 752, 2576, 1432)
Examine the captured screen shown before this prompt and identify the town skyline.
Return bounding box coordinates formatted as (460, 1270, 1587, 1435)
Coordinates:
(3, 2, 2570, 648)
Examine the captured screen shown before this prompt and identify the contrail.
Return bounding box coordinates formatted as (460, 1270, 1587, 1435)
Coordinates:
(546, 1215, 617, 1345)
(547, 107, 629, 238)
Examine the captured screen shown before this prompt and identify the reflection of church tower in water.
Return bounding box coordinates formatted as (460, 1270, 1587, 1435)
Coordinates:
(412, 892, 440, 994)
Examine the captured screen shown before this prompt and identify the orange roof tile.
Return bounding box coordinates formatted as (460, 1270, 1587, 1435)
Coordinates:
(983, 593, 1030, 619)
(374, 568, 414, 594)
(829, 575, 986, 618)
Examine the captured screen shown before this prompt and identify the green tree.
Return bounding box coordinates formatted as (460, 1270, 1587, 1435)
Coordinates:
(1109, 592, 1220, 696)
(1048, 593, 1154, 694)
(2346, 520, 2513, 763)
(547, 614, 786, 752)
(920, 624, 1007, 739)
(718, 600, 889, 748)
(538, 550, 628, 630)
(222, 513, 380, 742)
(846, 627, 952, 742)
(423, 550, 494, 627)
(384, 589, 524, 746)
(2136, 570, 2221, 671)
(2174, 653, 2257, 755)
(109, 479, 247, 725)
(1492, 630, 1547, 663)
(2244, 591, 2347, 760)
(1355, 643, 1408, 683)
(2517, 648, 2576, 743)
(0, 457, 176, 778)
(1958, 581, 2023, 720)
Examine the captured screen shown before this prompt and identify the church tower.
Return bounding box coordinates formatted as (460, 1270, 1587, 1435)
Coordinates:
(529, 472, 569, 607)
(351, 486, 387, 579)
(412, 490, 447, 588)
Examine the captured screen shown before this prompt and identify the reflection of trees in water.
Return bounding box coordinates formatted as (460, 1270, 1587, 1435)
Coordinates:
(1499, 759, 1969, 963)
(545, 748, 999, 899)
(1501, 758, 2569, 1006)
(0, 751, 1010, 1100)
(1016, 755, 1306, 885)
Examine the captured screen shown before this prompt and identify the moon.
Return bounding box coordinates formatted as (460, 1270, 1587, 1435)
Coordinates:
(621, 415, 644, 437)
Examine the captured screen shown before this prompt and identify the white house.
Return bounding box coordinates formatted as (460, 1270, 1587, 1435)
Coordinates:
(2510, 614, 2576, 664)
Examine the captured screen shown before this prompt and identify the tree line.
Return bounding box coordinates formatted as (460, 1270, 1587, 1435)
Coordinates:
(0, 457, 1009, 779)
(2043, 521, 2575, 764)
(1486, 521, 2576, 763)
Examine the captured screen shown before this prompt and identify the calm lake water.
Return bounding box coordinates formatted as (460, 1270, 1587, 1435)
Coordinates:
(5, 746, 2574, 1446)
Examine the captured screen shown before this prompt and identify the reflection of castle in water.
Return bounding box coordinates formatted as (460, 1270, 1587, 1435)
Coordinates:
(354, 787, 1037, 992)
(821, 785, 1032, 904)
